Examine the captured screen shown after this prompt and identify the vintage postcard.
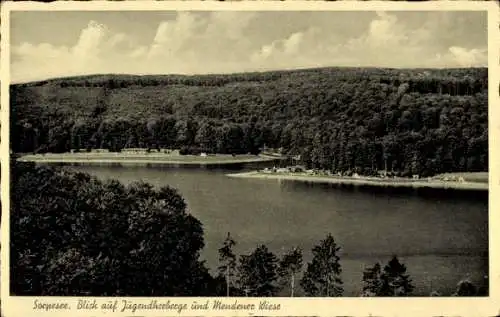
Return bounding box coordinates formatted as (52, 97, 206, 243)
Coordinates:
(1, 1, 499, 317)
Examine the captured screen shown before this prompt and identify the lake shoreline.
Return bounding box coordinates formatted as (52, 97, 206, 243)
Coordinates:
(16, 153, 281, 166)
(17, 153, 488, 191)
(226, 171, 489, 191)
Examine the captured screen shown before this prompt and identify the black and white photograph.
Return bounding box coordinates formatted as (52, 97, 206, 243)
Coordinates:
(2, 2, 498, 316)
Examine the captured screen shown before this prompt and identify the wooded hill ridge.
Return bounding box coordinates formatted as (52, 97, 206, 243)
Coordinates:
(10, 66, 488, 177)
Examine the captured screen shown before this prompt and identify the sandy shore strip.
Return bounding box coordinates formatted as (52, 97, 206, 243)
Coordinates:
(226, 171, 489, 191)
(17, 153, 281, 166)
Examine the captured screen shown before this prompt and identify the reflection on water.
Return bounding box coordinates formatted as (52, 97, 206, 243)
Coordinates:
(55, 162, 488, 296)
(280, 180, 489, 202)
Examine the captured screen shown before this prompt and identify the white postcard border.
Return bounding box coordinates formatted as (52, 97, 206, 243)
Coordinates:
(1, 1, 499, 317)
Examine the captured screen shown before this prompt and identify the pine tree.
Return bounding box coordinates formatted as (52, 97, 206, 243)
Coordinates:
(237, 245, 279, 296)
(361, 262, 382, 296)
(300, 234, 343, 296)
(278, 247, 303, 297)
(217, 232, 237, 297)
(379, 256, 414, 296)
(362, 257, 414, 296)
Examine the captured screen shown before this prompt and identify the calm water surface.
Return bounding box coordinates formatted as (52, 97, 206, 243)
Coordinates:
(64, 163, 489, 296)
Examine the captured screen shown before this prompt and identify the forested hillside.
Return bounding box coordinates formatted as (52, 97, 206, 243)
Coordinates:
(11, 67, 488, 177)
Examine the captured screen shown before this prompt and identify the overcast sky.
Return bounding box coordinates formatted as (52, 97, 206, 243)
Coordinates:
(10, 11, 488, 83)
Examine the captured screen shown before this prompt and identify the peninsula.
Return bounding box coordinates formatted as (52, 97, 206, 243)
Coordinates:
(227, 170, 489, 191)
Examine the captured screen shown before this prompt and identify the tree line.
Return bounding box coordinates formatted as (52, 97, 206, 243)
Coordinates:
(11, 66, 488, 177)
(216, 232, 484, 297)
(10, 160, 487, 297)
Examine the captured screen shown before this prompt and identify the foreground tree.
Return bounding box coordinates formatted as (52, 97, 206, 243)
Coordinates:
(300, 234, 343, 296)
(10, 161, 215, 296)
(454, 279, 477, 296)
(362, 256, 413, 296)
(361, 263, 383, 296)
(217, 232, 237, 296)
(237, 245, 279, 296)
(278, 247, 303, 297)
(380, 256, 414, 296)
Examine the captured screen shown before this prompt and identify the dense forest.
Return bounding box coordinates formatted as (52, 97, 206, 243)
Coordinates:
(11, 67, 488, 177)
(11, 160, 487, 297)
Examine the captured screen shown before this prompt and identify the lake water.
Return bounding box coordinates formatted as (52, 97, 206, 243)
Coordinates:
(63, 163, 489, 296)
